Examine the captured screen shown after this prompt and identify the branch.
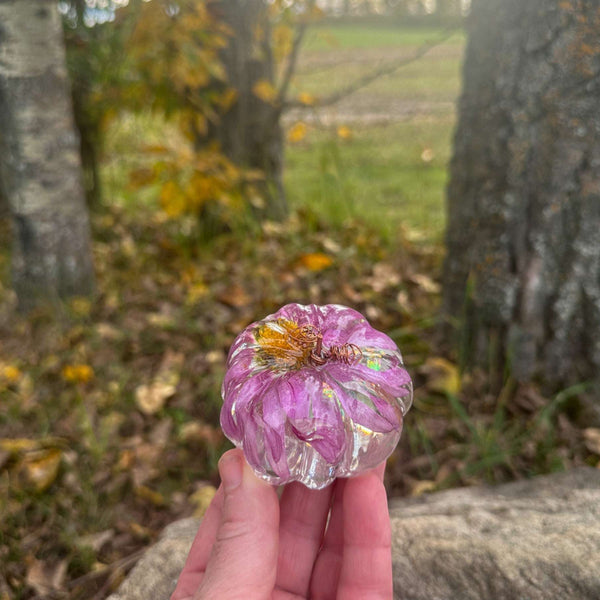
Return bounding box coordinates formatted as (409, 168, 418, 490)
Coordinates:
(275, 0, 316, 107)
(284, 26, 459, 111)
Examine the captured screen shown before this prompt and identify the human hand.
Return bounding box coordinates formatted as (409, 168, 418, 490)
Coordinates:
(171, 449, 393, 600)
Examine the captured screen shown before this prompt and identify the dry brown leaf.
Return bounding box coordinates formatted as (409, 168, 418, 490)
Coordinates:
(20, 448, 62, 492)
(77, 529, 115, 552)
(371, 263, 401, 293)
(409, 273, 441, 294)
(410, 480, 437, 497)
(135, 351, 183, 415)
(583, 428, 600, 455)
(135, 382, 175, 415)
(218, 283, 252, 308)
(26, 557, 67, 595)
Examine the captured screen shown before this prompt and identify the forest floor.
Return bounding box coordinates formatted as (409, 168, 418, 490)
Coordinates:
(0, 23, 597, 600)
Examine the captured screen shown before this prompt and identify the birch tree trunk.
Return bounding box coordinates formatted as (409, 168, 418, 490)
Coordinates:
(0, 0, 94, 310)
(443, 0, 600, 389)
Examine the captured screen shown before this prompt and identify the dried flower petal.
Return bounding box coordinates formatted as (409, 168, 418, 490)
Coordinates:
(220, 303, 412, 489)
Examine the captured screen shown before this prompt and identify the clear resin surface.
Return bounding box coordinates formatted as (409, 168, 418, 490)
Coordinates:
(220, 303, 412, 489)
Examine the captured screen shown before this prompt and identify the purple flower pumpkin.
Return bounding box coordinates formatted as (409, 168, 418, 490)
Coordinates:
(220, 303, 412, 489)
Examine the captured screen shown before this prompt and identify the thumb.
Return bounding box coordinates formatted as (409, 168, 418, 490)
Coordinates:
(194, 449, 279, 599)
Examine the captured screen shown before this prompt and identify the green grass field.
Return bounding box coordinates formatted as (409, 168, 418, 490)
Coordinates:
(284, 23, 465, 242)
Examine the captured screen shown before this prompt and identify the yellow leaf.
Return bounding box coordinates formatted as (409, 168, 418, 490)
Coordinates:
(337, 125, 352, 140)
(298, 91, 315, 106)
(0, 438, 40, 454)
(252, 79, 277, 103)
(69, 297, 92, 317)
(287, 122, 308, 143)
(62, 364, 94, 384)
(424, 357, 461, 396)
(186, 282, 209, 304)
(218, 87, 238, 110)
(296, 252, 334, 272)
(410, 480, 437, 497)
(1, 364, 22, 384)
(189, 485, 217, 518)
(160, 181, 187, 217)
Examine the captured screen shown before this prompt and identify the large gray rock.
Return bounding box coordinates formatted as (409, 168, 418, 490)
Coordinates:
(389, 467, 600, 599)
(108, 468, 600, 600)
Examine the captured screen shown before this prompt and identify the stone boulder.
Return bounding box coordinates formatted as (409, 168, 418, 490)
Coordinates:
(108, 468, 600, 600)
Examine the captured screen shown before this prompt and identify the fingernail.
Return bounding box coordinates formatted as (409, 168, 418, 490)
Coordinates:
(219, 451, 243, 492)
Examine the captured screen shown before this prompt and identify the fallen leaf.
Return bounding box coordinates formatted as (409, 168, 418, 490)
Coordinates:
(135, 382, 175, 415)
(189, 485, 217, 518)
(135, 485, 166, 506)
(20, 448, 62, 492)
(26, 558, 67, 595)
(135, 351, 183, 415)
(583, 428, 600, 455)
(62, 364, 94, 384)
(409, 273, 441, 294)
(410, 479, 437, 497)
(129, 522, 153, 540)
(296, 252, 333, 272)
(423, 357, 461, 396)
(0, 364, 22, 384)
(337, 125, 352, 140)
(371, 262, 401, 292)
(77, 529, 115, 553)
(420, 148, 435, 162)
(218, 283, 251, 308)
(287, 122, 308, 143)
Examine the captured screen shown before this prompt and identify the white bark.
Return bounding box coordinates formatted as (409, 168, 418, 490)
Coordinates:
(0, 0, 94, 309)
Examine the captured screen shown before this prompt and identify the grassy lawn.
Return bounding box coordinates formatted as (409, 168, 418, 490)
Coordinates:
(284, 23, 465, 242)
(302, 23, 465, 51)
(285, 117, 454, 243)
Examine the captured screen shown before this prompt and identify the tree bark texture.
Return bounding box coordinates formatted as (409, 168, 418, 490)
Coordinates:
(207, 0, 288, 220)
(0, 0, 94, 310)
(443, 0, 600, 387)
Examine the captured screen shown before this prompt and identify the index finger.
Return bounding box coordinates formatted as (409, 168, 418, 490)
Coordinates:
(337, 465, 393, 599)
(170, 485, 225, 600)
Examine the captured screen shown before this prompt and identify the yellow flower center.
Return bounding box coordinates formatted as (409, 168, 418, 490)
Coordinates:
(254, 319, 319, 370)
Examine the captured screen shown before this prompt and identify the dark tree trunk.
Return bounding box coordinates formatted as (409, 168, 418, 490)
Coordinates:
(443, 0, 600, 389)
(207, 0, 288, 221)
(0, 0, 94, 310)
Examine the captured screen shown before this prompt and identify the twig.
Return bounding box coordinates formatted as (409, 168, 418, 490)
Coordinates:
(284, 26, 460, 110)
(275, 2, 316, 107)
(68, 548, 146, 591)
